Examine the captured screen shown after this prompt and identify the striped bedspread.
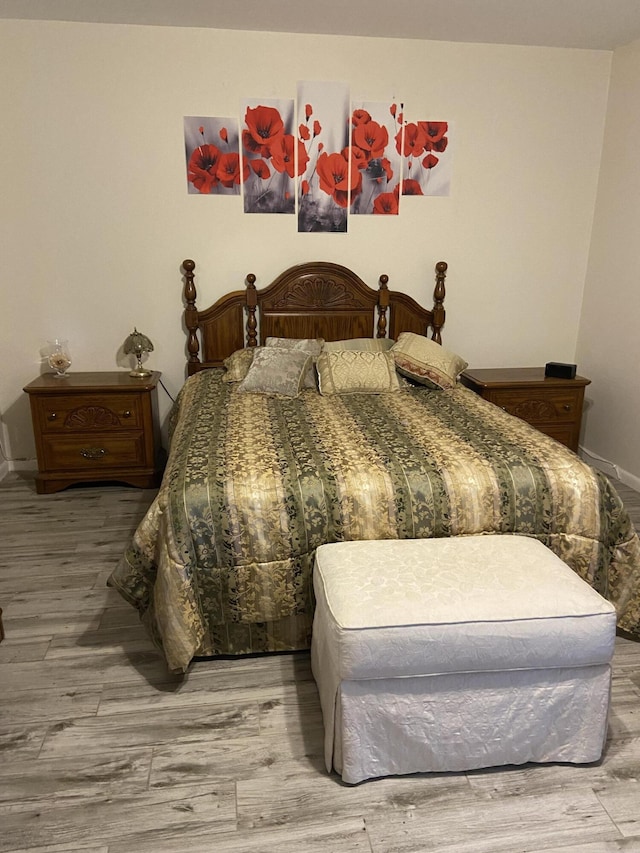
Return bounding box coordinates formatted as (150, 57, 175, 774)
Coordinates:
(109, 369, 640, 671)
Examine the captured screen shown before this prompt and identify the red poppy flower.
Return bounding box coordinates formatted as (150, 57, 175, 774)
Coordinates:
(301, 179, 310, 196)
(389, 104, 397, 118)
(198, 126, 204, 135)
(352, 109, 372, 126)
(345, 146, 369, 170)
(217, 152, 245, 188)
(270, 134, 309, 178)
(244, 105, 284, 148)
(241, 129, 270, 158)
(381, 157, 393, 181)
(187, 144, 221, 193)
(313, 120, 322, 137)
(317, 151, 359, 206)
(305, 103, 313, 120)
(250, 158, 271, 179)
(396, 123, 427, 157)
(419, 121, 448, 151)
(401, 179, 423, 195)
(353, 120, 389, 159)
(373, 192, 399, 214)
(422, 153, 440, 170)
(219, 127, 228, 143)
(299, 123, 310, 141)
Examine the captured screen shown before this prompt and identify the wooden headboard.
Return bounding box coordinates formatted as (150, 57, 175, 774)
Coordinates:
(182, 259, 448, 374)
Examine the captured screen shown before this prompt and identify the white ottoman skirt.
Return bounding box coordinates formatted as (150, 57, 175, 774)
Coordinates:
(311, 536, 617, 785)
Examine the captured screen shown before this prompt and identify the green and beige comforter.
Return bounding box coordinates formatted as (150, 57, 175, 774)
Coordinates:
(109, 369, 640, 671)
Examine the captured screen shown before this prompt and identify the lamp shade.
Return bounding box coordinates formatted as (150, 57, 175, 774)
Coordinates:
(123, 328, 154, 377)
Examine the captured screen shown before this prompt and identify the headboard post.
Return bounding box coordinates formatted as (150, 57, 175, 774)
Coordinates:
(432, 261, 447, 343)
(182, 259, 201, 367)
(377, 274, 390, 338)
(245, 274, 258, 347)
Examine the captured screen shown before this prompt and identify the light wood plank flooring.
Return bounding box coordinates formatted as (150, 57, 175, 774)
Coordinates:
(1, 470, 640, 852)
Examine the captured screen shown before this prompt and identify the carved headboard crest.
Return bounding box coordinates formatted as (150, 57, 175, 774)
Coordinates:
(269, 277, 369, 310)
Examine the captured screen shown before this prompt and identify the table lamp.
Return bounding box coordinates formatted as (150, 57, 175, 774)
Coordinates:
(123, 328, 154, 378)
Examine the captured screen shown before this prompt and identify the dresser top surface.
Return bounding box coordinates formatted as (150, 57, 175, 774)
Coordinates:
(461, 367, 590, 389)
(24, 371, 161, 394)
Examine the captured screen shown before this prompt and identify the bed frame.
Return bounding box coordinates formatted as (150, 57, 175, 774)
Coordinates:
(182, 259, 448, 374)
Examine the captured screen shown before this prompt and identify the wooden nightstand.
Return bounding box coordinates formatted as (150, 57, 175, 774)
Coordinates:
(460, 367, 590, 452)
(24, 371, 164, 494)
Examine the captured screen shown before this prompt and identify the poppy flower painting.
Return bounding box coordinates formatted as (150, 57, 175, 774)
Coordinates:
(241, 98, 296, 214)
(184, 116, 242, 195)
(184, 90, 453, 226)
(398, 120, 452, 196)
(297, 81, 350, 233)
(349, 101, 403, 215)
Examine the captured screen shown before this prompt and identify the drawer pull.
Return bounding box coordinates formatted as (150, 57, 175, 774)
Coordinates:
(563, 404, 572, 412)
(121, 410, 132, 418)
(80, 447, 107, 460)
(47, 412, 57, 421)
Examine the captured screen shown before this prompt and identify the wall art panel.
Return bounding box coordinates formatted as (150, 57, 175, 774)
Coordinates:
(184, 116, 242, 195)
(241, 98, 296, 214)
(297, 80, 351, 233)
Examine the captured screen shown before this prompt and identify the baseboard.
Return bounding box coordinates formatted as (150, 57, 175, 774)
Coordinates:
(0, 458, 36, 481)
(579, 445, 640, 492)
(10, 459, 36, 471)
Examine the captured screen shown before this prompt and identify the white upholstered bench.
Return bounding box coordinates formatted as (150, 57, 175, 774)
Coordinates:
(311, 535, 616, 785)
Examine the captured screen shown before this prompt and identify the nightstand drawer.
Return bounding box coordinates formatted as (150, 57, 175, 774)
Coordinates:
(487, 389, 582, 424)
(539, 424, 576, 447)
(35, 394, 143, 433)
(41, 432, 146, 472)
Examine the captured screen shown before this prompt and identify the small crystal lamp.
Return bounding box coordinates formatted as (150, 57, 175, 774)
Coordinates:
(123, 328, 154, 378)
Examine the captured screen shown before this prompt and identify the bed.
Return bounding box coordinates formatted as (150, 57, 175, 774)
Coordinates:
(108, 260, 640, 672)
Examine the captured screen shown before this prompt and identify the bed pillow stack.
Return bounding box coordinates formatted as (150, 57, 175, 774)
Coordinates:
(222, 333, 468, 397)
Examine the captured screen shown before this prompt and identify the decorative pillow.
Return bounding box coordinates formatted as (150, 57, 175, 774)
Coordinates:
(265, 336, 324, 389)
(237, 347, 312, 397)
(391, 332, 468, 390)
(317, 350, 401, 395)
(265, 336, 324, 354)
(222, 347, 258, 383)
(322, 337, 394, 353)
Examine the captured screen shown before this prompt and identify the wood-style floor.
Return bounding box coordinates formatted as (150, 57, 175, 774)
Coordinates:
(1, 470, 640, 853)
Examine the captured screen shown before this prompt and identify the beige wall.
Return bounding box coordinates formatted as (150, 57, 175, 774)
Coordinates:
(577, 38, 640, 486)
(0, 19, 611, 462)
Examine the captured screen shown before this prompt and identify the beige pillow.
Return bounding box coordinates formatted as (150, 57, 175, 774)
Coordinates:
(265, 336, 324, 354)
(317, 350, 401, 395)
(391, 332, 467, 390)
(222, 347, 258, 382)
(265, 336, 324, 389)
(322, 337, 394, 353)
(237, 347, 312, 397)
